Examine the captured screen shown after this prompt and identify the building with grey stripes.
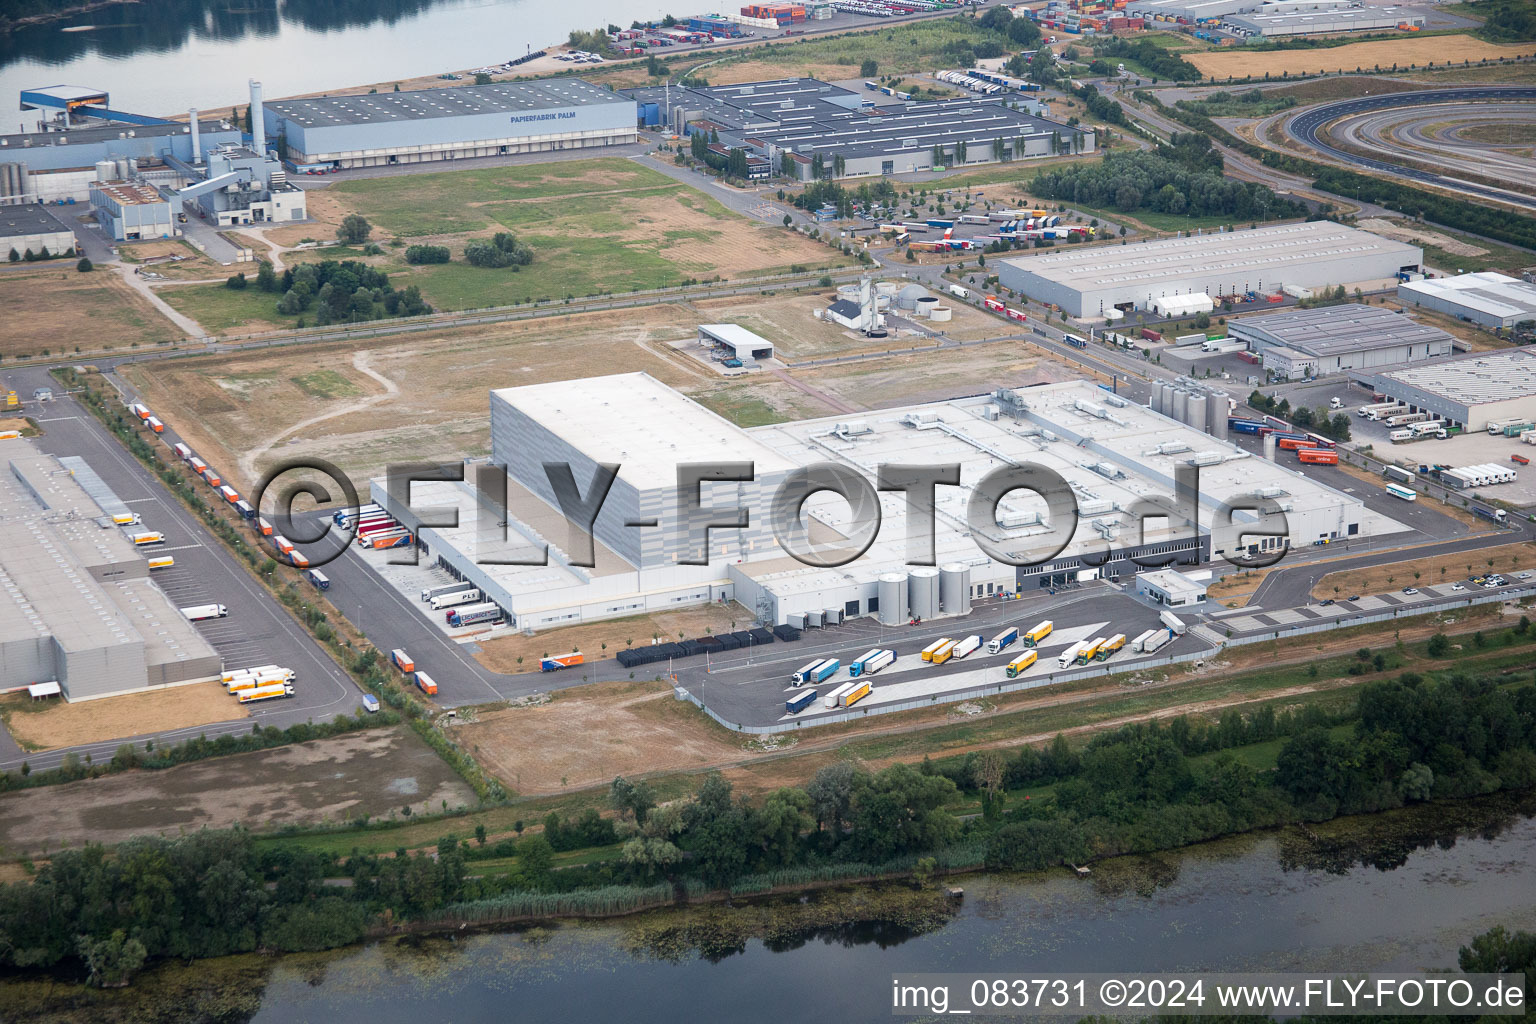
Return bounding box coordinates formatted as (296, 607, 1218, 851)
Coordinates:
(371, 372, 1382, 632)
(0, 438, 220, 700)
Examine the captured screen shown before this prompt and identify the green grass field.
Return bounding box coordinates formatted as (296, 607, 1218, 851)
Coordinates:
(155, 282, 300, 334)
(1064, 202, 1257, 234)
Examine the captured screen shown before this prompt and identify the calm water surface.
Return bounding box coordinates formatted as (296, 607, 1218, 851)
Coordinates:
(0, 0, 669, 120)
(248, 813, 1536, 1024)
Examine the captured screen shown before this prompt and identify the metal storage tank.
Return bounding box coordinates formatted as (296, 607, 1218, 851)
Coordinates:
(928, 305, 952, 323)
(1208, 390, 1229, 440)
(837, 284, 861, 301)
(914, 295, 938, 317)
(1172, 389, 1189, 424)
(1186, 393, 1208, 433)
(1263, 434, 1277, 461)
(877, 572, 906, 626)
(875, 280, 899, 298)
(116, 157, 134, 180)
(1150, 382, 1163, 415)
(1160, 383, 1177, 417)
(0, 164, 13, 203)
(95, 159, 116, 182)
(896, 283, 929, 310)
(908, 567, 939, 620)
(939, 562, 972, 616)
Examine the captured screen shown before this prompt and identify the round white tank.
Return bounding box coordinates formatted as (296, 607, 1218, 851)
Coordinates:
(908, 567, 940, 621)
(928, 305, 952, 322)
(896, 283, 930, 310)
(1209, 392, 1230, 439)
(939, 562, 971, 616)
(875, 281, 899, 297)
(95, 159, 115, 182)
(875, 295, 891, 310)
(915, 295, 939, 317)
(1173, 389, 1189, 423)
(1187, 393, 1208, 433)
(837, 284, 861, 301)
(877, 573, 906, 626)
(1263, 434, 1278, 461)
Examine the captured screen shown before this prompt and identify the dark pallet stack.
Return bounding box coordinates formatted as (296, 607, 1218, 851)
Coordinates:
(614, 625, 793, 669)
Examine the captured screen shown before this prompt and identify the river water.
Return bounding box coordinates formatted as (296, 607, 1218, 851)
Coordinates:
(0, 0, 670, 122)
(240, 806, 1536, 1024)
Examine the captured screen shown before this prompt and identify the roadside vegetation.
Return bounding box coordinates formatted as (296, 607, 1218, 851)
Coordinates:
(1029, 134, 1306, 223)
(3, 642, 1533, 985)
(1177, 87, 1298, 118)
(1456, 0, 1536, 42)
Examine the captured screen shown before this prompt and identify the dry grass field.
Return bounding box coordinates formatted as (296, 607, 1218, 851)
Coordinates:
(0, 265, 179, 357)
(1186, 37, 1536, 79)
(119, 239, 259, 282)
(0, 726, 475, 855)
(0, 683, 240, 752)
(122, 301, 752, 491)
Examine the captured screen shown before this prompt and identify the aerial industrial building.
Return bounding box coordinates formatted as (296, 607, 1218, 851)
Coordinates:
(4, 84, 241, 203)
(1398, 272, 1536, 330)
(89, 180, 173, 241)
(0, 438, 220, 701)
(0, 203, 75, 256)
(1225, 6, 1423, 35)
(625, 78, 1091, 179)
(1229, 303, 1455, 379)
(995, 222, 1423, 318)
(370, 372, 1390, 631)
(261, 79, 637, 171)
(1366, 349, 1536, 433)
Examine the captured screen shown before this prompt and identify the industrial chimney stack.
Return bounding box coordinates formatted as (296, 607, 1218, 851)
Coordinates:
(188, 108, 201, 164)
(249, 79, 267, 161)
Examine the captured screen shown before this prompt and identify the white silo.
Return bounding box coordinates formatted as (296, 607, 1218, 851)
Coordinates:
(939, 563, 972, 616)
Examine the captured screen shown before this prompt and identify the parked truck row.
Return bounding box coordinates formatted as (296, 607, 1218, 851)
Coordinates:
(416, 579, 505, 629)
(220, 663, 296, 703)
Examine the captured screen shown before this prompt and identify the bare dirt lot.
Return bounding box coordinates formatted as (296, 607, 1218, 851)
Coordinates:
(1312, 542, 1536, 599)
(1357, 217, 1487, 258)
(1186, 37, 1536, 79)
(0, 683, 241, 752)
(122, 302, 722, 492)
(797, 338, 1088, 410)
(458, 679, 751, 796)
(0, 726, 475, 855)
(0, 264, 178, 358)
(473, 604, 754, 674)
(119, 240, 259, 282)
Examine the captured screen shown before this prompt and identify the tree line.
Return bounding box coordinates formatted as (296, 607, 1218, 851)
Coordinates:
(1248, 389, 1352, 441)
(1029, 147, 1306, 221)
(249, 259, 430, 323)
(4, 638, 1533, 985)
(1091, 37, 1202, 82)
(1153, 97, 1536, 252)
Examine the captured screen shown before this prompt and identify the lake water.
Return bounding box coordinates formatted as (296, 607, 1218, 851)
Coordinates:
(0, 0, 670, 121)
(243, 805, 1536, 1024)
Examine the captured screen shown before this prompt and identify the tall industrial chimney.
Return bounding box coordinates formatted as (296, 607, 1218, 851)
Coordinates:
(189, 108, 201, 164)
(249, 79, 266, 159)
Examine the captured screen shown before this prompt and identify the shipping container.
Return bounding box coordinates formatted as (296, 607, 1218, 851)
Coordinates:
(920, 638, 954, 662)
(129, 531, 165, 546)
(421, 581, 473, 602)
(1160, 611, 1187, 635)
(304, 569, 330, 590)
(841, 680, 872, 708)
(181, 604, 228, 621)
(823, 681, 857, 709)
(273, 534, 295, 555)
(145, 416, 165, 433)
(237, 682, 295, 703)
(416, 671, 438, 696)
(951, 634, 983, 659)
(987, 627, 1020, 654)
(233, 499, 256, 520)
(448, 602, 503, 627)
(390, 648, 415, 674)
(540, 652, 584, 671)
(1023, 620, 1054, 647)
(1297, 448, 1338, 465)
(1076, 636, 1108, 664)
(256, 516, 274, 537)
(1006, 650, 1038, 677)
(146, 555, 175, 571)
(222, 664, 282, 685)
(1095, 633, 1126, 660)
(1057, 640, 1090, 668)
(786, 689, 818, 714)
(218, 484, 241, 504)
(929, 639, 959, 665)
(429, 588, 482, 610)
(172, 442, 192, 460)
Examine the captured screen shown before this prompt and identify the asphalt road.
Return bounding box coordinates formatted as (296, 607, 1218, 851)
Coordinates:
(0, 365, 363, 772)
(1284, 87, 1536, 210)
(675, 582, 1205, 728)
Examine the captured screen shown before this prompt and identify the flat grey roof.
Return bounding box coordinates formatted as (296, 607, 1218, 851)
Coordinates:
(267, 79, 628, 129)
(0, 203, 72, 240)
(746, 98, 1085, 160)
(1376, 349, 1536, 406)
(0, 117, 229, 150)
(998, 222, 1421, 293)
(1400, 272, 1536, 322)
(0, 440, 216, 667)
(1230, 303, 1453, 358)
(699, 323, 773, 355)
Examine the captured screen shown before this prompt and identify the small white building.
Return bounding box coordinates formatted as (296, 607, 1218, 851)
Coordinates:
(698, 323, 774, 363)
(0, 203, 75, 258)
(1150, 293, 1215, 319)
(1135, 568, 1207, 608)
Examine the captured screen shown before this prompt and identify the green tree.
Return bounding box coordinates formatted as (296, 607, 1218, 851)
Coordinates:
(515, 833, 555, 886)
(860, 58, 878, 77)
(255, 260, 277, 291)
(610, 775, 657, 824)
(474, 72, 492, 85)
(76, 930, 147, 988)
(336, 214, 372, 245)
(224, 272, 247, 290)
(76, 257, 92, 272)
(1427, 633, 1450, 657)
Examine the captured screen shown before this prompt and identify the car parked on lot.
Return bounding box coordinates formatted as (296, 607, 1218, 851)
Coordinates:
(1403, 587, 1418, 594)
(1451, 582, 1465, 591)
